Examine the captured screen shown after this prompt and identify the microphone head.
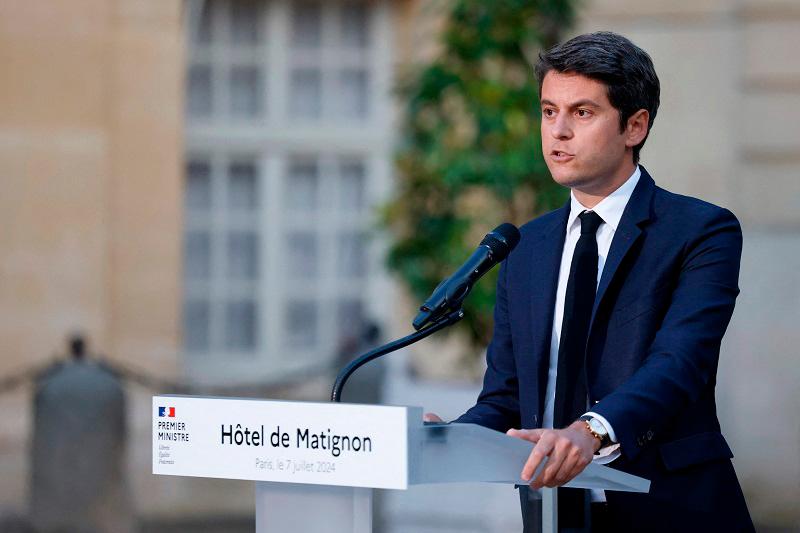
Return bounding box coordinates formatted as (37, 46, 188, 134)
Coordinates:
(480, 223, 521, 260)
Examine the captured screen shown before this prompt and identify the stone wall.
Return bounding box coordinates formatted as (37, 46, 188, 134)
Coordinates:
(0, 0, 184, 516)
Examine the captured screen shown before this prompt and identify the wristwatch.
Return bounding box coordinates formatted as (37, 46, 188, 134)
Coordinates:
(579, 415, 611, 449)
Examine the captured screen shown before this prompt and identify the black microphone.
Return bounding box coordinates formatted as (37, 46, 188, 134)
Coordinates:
(412, 223, 521, 330)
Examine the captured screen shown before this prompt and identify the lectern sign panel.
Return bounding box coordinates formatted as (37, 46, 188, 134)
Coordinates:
(152, 395, 415, 490)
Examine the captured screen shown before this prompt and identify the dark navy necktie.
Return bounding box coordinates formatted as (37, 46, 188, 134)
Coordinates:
(554, 209, 603, 531)
(554, 209, 603, 427)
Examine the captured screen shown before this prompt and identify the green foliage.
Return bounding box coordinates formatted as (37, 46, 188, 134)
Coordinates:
(383, 0, 576, 352)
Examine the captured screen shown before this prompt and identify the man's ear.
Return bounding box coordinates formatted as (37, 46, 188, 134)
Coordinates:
(625, 109, 650, 148)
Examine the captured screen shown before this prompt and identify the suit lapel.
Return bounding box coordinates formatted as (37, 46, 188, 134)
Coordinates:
(590, 169, 655, 327)
(529, 204, 570, 422)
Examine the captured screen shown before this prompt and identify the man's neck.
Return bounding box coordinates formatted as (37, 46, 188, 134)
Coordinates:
(572, 161, 637, 209)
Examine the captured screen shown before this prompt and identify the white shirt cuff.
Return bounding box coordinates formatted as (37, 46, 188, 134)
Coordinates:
(591, 444, 621, 464)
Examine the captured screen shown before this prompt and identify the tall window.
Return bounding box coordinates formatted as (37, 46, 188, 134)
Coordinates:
(183, 155, 261, 355)
(183, 0, 393, 382)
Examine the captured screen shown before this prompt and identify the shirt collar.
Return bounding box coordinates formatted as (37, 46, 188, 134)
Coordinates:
(567, 165, 641, 233)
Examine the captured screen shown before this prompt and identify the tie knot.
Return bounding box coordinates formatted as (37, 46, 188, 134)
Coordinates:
(578, 210, 603, 235)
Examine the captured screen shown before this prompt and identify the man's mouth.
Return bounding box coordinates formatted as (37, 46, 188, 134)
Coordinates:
(550, 150, 574, 162)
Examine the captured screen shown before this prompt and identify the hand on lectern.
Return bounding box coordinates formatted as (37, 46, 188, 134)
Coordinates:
(507, 420, 600, 488)
(423, 412, 444, 423)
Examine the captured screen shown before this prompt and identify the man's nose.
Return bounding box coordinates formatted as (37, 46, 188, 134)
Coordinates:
(551, 114, 573, 140)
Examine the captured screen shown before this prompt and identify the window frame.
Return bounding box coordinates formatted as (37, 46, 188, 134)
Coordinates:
(183, 0, 395, 385)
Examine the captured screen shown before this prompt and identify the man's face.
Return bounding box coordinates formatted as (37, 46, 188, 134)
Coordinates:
(540, 71, 633, 194)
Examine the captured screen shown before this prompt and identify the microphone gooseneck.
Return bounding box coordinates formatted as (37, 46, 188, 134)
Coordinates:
(330, 222, 520, 403)
(331, 309, 464, 403)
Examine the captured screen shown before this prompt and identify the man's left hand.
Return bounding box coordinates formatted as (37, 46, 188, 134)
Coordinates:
(507, 420, 600, 488)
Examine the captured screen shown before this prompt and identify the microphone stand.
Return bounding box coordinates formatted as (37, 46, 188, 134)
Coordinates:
(330, 309, 464, 403)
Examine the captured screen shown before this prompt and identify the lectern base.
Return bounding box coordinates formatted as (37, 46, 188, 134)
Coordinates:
(255, 482, 373, 533)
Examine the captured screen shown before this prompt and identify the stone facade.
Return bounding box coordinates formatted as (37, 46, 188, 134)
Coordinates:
(0, 0, 184, 518)
(0, 0, 797, 529)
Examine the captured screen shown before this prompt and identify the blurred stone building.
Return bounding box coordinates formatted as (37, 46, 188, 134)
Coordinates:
(0, 0, 797, 530)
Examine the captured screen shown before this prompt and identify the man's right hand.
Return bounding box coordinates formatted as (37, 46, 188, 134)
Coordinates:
(507, 421, 598, 488)
(423, 413, 444, 423)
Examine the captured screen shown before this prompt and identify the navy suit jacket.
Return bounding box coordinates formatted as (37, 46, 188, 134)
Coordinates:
(457, 168, 753, 530)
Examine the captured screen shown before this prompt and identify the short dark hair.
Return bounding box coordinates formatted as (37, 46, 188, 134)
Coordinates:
(535, 31, 660, 164)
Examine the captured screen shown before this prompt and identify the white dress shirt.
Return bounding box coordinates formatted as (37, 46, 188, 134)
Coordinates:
(541, 165, 641, 498)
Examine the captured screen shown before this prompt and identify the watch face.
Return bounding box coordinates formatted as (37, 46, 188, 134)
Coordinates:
(588, 418, 607, 436)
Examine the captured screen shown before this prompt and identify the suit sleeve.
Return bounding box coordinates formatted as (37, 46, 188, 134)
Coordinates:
(592, 208, 742, 460)
(454, 258, 521, 432)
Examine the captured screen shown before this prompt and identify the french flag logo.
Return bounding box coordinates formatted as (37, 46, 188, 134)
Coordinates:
(159, 406, 176, 417)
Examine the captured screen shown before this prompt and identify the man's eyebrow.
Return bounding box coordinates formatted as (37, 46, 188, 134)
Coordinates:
(539, 99, 602, 108)
(571, 99, 601, 108)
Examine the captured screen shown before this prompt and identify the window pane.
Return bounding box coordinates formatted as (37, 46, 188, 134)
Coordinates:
(289, 68, 322, 119)
(228, 161, 258, 210)
(186, 160, 212, 210)
(285, 300, 318, 348)
(339, 69, 368, 119)
(225, 299, 258, 351)
(191, 2, 213, 45)
(286, 232, 318, 279)
(188, 64, 213, 117)
(337, 298, 365, 341)
(229, 65, 262, 118)
(184, 299, 210, 352)
(338, 232, 366, 278)
(230, 0, 261, 45)
(340, 3, 369, 48)
(285, 159, 318, 210)
(339, 161, 365, 210)
(227, 231, 259, 279)
(185, 231, 212, 279)
(291, 1, 322, 48)
(189, 2, 215, 45)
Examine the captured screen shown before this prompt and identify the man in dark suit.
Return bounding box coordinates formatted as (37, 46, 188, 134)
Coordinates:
(425, 32, 753, 531)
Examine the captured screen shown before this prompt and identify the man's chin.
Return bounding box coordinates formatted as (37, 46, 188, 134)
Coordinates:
(548, 169, 585, 189)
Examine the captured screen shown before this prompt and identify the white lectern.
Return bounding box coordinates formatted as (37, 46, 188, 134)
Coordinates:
(153, 395, 648, 532)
